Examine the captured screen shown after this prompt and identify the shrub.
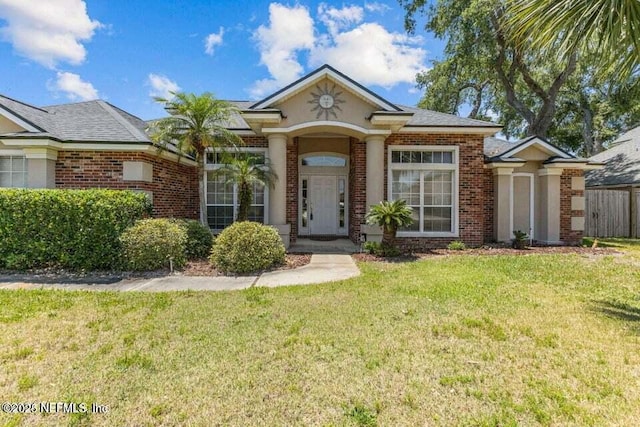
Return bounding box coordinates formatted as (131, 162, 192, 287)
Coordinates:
(362, 241, 401, 257)
(171, 219, 213, 260)
(447, 240, 467, 251)
(120, 219, 187, 271)
(512, 230, 529, 249)
(0, 189, 150, 270)
(210, 221, 285, 274)
(363, 241, 380, 254)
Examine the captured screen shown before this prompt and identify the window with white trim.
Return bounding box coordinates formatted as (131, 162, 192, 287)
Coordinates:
(204, 150, 267, 231)
(388, 147, 458, 235)
(0, 156, 27, 188)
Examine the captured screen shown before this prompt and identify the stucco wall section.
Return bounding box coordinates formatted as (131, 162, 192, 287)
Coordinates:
(561, 168, 585, 244)
(55, 151, 198, 219)
(384, 133, 485, 249)
(273, 77, 378, 130)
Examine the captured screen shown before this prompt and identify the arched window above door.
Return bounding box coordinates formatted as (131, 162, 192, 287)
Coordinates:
(301, 155, 346, 167)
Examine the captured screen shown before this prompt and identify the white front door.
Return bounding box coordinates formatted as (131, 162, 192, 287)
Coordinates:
(309, 175, 337, 234)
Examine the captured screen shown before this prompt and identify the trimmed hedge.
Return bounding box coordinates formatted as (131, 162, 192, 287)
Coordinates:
(210, 221, 285, 274)
(0, 189, 151, 270)
(171, 219, 213, 260)
(120, 219, 187, 271)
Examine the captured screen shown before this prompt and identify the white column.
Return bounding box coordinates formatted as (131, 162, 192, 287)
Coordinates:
(267, 133, 290, 247)
(365, 135, 385, 208)
(360, 135, 386, 242)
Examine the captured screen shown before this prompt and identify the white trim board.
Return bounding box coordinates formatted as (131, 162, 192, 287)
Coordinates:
(500, 137, 571, 160)
(0, 106, 41, 133)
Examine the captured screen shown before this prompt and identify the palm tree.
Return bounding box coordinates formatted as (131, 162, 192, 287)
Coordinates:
(149, 92, 242, 225)
(213, 154, 278, 222)
(506, 0, 640, 79)
(365, 199, 414, 247)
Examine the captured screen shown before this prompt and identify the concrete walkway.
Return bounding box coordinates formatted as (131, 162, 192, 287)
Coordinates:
(0, 254, 359, 292)
(256, 254, 359, 287)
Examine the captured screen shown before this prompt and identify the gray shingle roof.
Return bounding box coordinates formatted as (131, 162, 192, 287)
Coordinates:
(1, 94, 500, 144)
(586, 125, 640, 187)
(484, 136, 517, 157)
(0, 95, 150, 143)
(397, 105, 501, 128)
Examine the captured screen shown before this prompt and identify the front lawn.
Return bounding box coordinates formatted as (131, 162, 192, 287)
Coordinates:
(2, 241, 640, 426)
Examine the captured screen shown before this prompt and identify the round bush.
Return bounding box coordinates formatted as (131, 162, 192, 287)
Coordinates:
(171, 219, 213, 260)
(210, 221, 285, 274)
(120, 218, 187, 271)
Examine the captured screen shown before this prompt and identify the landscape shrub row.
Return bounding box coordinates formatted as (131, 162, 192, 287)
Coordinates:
(0, 189, 151, 270)
(1, 189, 284, 273)
(120, 218, 213, 271)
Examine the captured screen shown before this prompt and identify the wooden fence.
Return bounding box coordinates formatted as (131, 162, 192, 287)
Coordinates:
(585, 189, 634, 237)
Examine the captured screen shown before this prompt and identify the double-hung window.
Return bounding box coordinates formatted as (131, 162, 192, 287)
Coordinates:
(204, 149, 268, 231)
(388, 146, 458, 236)
(0, 155, 27, 188)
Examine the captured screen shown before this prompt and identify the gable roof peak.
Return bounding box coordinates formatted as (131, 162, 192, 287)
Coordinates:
(249, 63, 401, 112)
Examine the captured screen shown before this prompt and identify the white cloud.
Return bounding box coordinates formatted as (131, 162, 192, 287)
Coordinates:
(50, 71, 98, 101)
(364, 2, 392, 14)
(249, 3, 427, 98)
(147, 73, 180, 99)
(310, 23, 426, 88)
(250, 3, 315, 98)
(0, 0, 101, 68)
(204, 27, 224, 55)
(318, 3, 363, 36)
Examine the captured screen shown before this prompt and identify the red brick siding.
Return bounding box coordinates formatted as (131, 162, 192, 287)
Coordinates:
(286, 138, 299, 244)
(561, 169, 584, 244)
(484, 168, 494, 242)
(240, 135, 268, 148)
(383, 133, 485, 249)
(349, 137, 366, 242)
(55, 151, 198, 219)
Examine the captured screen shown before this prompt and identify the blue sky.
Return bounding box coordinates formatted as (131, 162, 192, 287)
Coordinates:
(0, 0, 442, 120)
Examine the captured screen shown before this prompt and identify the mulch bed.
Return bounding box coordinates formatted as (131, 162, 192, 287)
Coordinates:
(352, 245, 620, 262)
(181, 253, 312, 276)
(0, 254, 313, 282)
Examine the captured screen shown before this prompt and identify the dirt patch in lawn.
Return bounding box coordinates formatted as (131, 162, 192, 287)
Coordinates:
(353, 245, 619, 262)
(181, 253, 312, 276)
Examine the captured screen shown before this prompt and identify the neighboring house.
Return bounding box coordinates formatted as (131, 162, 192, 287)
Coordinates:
(586, 125, 640, 237)
(0, 64, 600, 248)
(587, 126, 640, 189)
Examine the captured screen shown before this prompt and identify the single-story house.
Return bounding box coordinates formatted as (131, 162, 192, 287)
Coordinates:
(586, 125, 640, 237)
(0, 64, 600, 248)
(587, 126, 640, 189)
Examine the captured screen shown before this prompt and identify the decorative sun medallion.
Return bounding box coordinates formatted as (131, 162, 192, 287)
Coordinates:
(308, 82, 345, 120)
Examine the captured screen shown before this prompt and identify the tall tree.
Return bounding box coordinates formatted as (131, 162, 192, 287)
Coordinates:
(401, 0, 577, 139)
(213, 154, 277, 222)
(506, 0, 640, 81)
(149, 92, 242, 225)
(549, 60, 640, 156)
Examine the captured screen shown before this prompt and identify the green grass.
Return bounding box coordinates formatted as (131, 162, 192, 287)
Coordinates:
(2, 240, 640, 425)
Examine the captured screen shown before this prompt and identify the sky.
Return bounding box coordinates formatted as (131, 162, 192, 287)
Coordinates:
(0, 0, 443, 120)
